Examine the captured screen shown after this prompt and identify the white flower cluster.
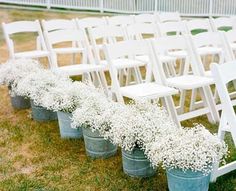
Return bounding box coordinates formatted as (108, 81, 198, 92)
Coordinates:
(0, 59, 43, 95)
(71, 86, 113, 132)
(106, 100, 178, 151)
(0, 59, 228, 175)
(145, 124, 228, 175)
(42, 81, 101, 113)
(15, 69, 71, 106)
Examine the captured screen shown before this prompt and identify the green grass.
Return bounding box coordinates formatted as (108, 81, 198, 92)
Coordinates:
(0, 6, 236, 191)
(1, 91, 236, 191)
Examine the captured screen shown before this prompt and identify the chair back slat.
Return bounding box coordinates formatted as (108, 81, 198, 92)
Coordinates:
(42, 19, 76, 32)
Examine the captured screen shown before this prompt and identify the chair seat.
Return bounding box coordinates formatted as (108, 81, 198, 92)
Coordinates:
(120, 82, 178, 99)
(197, 47, 222, 56)
(136, 55, 176, 63)
(53, 64, 105, 76)
(166, 75, 214, 90)
(14, 50, 49, 58)
(53, 47, 84, 54)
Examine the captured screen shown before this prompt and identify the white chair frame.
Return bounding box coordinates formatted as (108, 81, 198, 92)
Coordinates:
(2, 20, 50, 63)
(103, 39, 180, 127)
(89, 25, 142, 85)
(151, 36, 219, 123)
(210, 61, 236, 182)
(44, 28, 107, 91)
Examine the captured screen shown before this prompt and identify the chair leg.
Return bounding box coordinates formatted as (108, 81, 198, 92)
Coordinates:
(162, 96, 181, 128)
(199, 86, 219, 123)
(168, 61, 177, 77)
(178, 90, 186, 114)
(118, 69, 125, 86)
(190, 89, 197, 111)
(125, 68, 133, 85)
(134, 67, 142, 83)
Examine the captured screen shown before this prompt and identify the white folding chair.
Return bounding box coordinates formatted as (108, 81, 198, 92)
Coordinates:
(125, 22, 176, 75)
(210, 17, 234, 32)
(189, 32, 232, 78)
(157, 11, 181, 23)
(88, 25, 142, 85)
(134, 13, 157, 24)
(155, 21, 189, 76)
(103, 39, 180, 127)
(186, 19, 213, 35)
(210, 61, 236, 182)
(188, 32, 235, 112)
(42, 19, 78, 65)
(2, 20, 50, 63)
(151, 36, 219, 123)
(44, 28, 107, 89)
(106, 15, 135, 27)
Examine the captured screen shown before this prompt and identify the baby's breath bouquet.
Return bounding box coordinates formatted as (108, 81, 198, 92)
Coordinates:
(0, 59, 43, 96)
(145, 124, 228, 175)
(15, 69, 71, 106)
(71, 86, 113, 132)
(107, 99, 177, 152)
(42, 81, 100, 113)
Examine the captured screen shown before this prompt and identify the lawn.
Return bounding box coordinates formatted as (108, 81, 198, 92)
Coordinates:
(0, 5, 236, 191)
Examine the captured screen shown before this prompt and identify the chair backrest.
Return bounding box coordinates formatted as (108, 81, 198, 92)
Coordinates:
(103, 40, 156, 88)
(186, 19, 212, 35)
(210, 17, 234, 32)
(2, 20, 47, 58)
(76, 17, 107, 31)
(190, 31, 224, 48)
(157, 21, 187, 36)
(106, 15, 135, 27)
(157, 12, 181, 23)
(125, 23, 159, 40)
(44, 29, 92, 68)
(188, 32, 233, 76)
(134, 13, 157, 24)
(190, 31, 232, 61)
(41, 19, 77, 32)
(211, 61, 236, 144)
(88, 25, 127, 63)
(151, 35, 196, 77)
(45, 29, 86, 47)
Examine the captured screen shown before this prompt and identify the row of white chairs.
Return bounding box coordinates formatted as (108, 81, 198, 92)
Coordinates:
(3, 15, 236, 73)
(2, 15, 236, 126)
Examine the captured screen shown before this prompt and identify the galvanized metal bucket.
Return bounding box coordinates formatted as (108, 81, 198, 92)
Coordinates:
(30, 100, 57, 122)
(10, 95, 30, 109)
(82, 127, 117, 159)
(122, 148, 155, 178)
(57, 111, 83, 139)
(167, 168, 211, 191)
